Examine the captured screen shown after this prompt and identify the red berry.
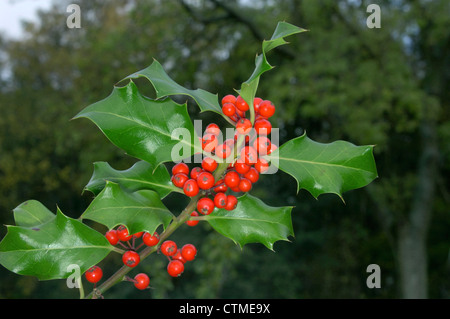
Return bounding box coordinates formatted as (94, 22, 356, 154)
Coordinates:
(143, 231, 160, 247)
(167, 260, 184, 277)
(215, 143, 231, 159)
(205, 123, 221, 136)
(185, 211, 199, 227)
(244, 167, 260, 183)
(222, 102, 236, 117)
(235, 107, 246, 118)
(172, 249, 187, 264)
(234, 162, 251, 175)
(253, 136, 272, 156)
(160, 240, 177, 257)
(244, 135, 251, 145)
(181, 244, 197, 262)
(172, 173, 189, 188)
(105, 229, 119, 246)
(214, 192, 228, 208)
(183, 179, 200, 197)
(201, 157, 218, 172)
(197, 171, 215, 190)
(225, 195, 238, 211)
(201, 133, 218, 152)
(258, 100, 275, 118)
(172, 162, 189, 176)
(254, 119, 272, 135)
(238, 177, 252, 192)
(236, 118, 252, 135)
(117, 225, 132, 242)
(213, 179, 228, 193)
(134, 273, 150, 290)
(255, 157, 270, 173)
(235, 96, 249, 112)
(224, 171, 240, 188)
(253, 97, 263, 113)
(122, 250, 140, 268)
(230, 114, 239, 122)
(240, 146, 258, 165)
(230, 185, 241, 193)
(85, 266, 103, 284)
(190, 166, 204, 180)
(268, 143, 278, 154)
(222, 94, 236, 106)
(133, 232, 144, 238)
(197, 197, 215, 215)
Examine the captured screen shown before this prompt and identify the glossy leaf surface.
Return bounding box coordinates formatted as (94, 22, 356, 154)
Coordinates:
(204, 194, 294, 250)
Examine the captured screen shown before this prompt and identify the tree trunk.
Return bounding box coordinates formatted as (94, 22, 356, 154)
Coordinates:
(398, 222, 429, 298)
(397, 119, 438, 299)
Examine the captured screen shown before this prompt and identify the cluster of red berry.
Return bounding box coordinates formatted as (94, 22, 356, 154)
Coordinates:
(160, 240, 197, 277)
(85, 226, 197, 290)
(85, 226, 159, 290)
(172, 94, 277, 220)
(222, 94, 275, 137)
(171, 161, 238, 218)
(85, 264, 150, 291)
(85, 94, 276, 293)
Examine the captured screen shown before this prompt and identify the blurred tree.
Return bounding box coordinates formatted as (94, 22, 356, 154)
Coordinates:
(177, 0, 449, 298)
(0, 0, 448, 299)
(251, 0, 449, 299)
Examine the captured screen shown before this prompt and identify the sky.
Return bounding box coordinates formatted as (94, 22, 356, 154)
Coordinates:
(0, 0, 53, 39)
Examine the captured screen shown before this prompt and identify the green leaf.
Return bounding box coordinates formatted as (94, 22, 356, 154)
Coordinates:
(80, 182, 173, 235)
(0, 207, 113, 280)
(268, 133, 378, 200)
(13, 200, 55, 227)
(124, 59, 222, 115)
(239, 22, 307, 113)
(73, 81, 202, 168)
(84, 160, 182, 198)
(203, 194, 294, 250)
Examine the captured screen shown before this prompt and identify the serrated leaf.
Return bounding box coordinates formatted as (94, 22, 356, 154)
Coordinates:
(80, 182, 173, 235)
(13, 200, 55, 227)
(204, 194, 294, 250)
(84, 160, 182, 198)
(268, 133, 378, 199)
(239, 22, 307, 110)
(73, 81, 202, 168)
(0, 207, 113, 280)
(124, 59, 222, 115)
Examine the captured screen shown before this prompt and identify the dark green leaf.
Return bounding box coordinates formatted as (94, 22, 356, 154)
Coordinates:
(73, 81, 202, 167)
(0, 207, 113, 280)
(239, 22, 307, 113)
(80, 181, 173, 235)
(125, 59, 223, 115)
(204, 194, 294, 250)
(268, 133, 378, 199)
(13, 200, 55, 227)
(84, 160, 182, 198)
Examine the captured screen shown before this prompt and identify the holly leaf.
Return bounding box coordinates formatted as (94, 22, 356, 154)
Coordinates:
(80, 182, 173, 235)
(239, 22, 307, 114)
(84, 160, 182, 198)
(73, 81, 202, 168)
(268, 133, 378, 200)
(13, 200, 55, 228)
(0, 207, 113, 280)
(203, 194, 294, 250)
(124, 59, 223, 115)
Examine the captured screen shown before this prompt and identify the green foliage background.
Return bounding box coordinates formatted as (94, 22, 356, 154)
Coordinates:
(0, 0, 448, 298)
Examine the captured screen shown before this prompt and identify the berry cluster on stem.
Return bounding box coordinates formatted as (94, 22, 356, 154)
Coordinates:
(84, 93, 276, 298)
